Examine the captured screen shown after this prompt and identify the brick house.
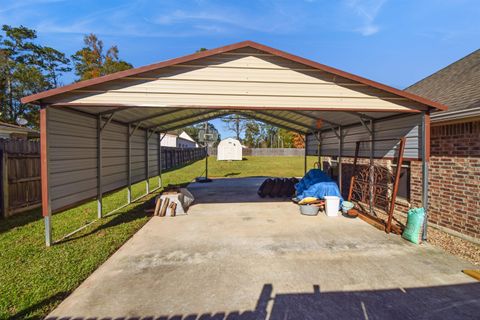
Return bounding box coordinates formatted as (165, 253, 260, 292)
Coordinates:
(405, 49, 480, 243)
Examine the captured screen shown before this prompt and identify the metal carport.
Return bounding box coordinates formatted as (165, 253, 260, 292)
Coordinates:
(22, 41, 446, 246)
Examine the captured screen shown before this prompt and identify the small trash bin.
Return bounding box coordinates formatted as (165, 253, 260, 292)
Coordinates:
(324, 196, 340, 217)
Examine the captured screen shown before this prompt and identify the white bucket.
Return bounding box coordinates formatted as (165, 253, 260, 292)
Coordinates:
(324, 196, 340, 217)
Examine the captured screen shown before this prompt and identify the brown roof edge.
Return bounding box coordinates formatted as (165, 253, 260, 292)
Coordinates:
(21, 40, 447, 111)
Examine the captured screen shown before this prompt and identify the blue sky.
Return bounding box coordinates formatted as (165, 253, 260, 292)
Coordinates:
(1, 0, 479, 138)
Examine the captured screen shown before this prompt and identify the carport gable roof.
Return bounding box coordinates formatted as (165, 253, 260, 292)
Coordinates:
(22, 41, 447, 133)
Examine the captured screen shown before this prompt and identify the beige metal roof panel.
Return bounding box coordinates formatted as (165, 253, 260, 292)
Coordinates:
(43, 53, 427, 113)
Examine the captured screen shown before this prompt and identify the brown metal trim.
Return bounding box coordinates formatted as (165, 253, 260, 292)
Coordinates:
(386, 137, 406, 233)
(40, 108, 49, 217)
(21, 41, 447, 111)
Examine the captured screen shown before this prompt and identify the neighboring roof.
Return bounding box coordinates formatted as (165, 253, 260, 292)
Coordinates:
(178, 131, 196, 143)
(405, 49, 480, 113)
(22, 40, 446, 111)
(0, 121, 39, 136)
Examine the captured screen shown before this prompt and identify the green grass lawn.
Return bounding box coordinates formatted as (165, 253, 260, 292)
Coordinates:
(0, 156, 317, 319)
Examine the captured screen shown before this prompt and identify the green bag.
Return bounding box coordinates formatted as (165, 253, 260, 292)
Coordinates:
(402, 208, 425, 244)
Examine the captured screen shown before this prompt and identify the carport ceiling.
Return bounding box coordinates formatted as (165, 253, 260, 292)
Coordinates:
(22, 41, 447, 132)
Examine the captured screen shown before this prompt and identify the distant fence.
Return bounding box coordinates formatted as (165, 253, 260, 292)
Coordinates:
(208, 147, 305, 156)
(161, 147, 206, 170)
(0, 139, 41, 218)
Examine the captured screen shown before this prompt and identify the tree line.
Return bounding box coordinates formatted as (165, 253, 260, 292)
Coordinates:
(1, 25, 304, 148)
(220, 115, 304, 148)
(0, 25, 132, 128)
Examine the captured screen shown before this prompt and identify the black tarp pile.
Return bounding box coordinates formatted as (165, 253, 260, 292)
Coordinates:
(257, 178, 299, 198)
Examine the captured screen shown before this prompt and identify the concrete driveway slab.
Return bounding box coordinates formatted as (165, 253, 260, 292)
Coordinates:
(47, 178, 480, 320)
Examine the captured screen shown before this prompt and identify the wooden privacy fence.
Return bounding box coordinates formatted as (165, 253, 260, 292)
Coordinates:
(0, 139, 41, 218)
(208, 147, 305, 156)
(161, 147, 206, 170)
(0, 141, 204, 218)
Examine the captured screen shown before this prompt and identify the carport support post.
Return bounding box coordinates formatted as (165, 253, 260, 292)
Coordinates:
(304, 134, 307, 175)
(338, 127, 343, 193)
(317, 131, 322, 170)
(421, 112, 430, 240)
(159, 133, 166, 188)
(145, 129, 149, 194)
(157, 132, 161, 188)
(369, 120, 375, 216)
(205, 145, 209, 179)
(127, 124, 132, 204)
(40, 107, 52, 246)
(97, 114, 103, 219)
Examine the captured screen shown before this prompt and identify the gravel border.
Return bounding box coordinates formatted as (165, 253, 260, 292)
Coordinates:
(426, 226, 480, 266)
(371, 209, 480, 265)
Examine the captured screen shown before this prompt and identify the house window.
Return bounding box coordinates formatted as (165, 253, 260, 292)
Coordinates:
(391, 161, 411, 202)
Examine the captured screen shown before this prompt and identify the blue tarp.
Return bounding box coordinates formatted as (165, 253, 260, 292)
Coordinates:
(295, 169, 343, 202)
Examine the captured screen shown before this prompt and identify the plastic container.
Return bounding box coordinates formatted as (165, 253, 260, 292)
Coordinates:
(324, 196, 340, 217)
(299, 204, 320, 216)
(341, 201, 354, 214)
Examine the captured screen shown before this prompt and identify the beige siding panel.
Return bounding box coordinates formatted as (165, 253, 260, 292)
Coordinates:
(307, 115, 422, 159)
(53, 91, 419, 111)
(48, 108, 98, 212)
(51, 189, 97, 212)
(88, 80, 394, 99)
(148, 132, 159, 177)
(47, 108, 156, 212)
(137, 65, 336, 83)
(181, 54, 312, 69)
(45, 53, 425, 112)
(102, 121, 128, 194)
(50, 158, 97, 174)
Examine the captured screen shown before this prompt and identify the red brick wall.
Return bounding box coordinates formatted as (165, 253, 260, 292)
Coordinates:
(328, 119, 480, 241)
(411, 120, 480, 240)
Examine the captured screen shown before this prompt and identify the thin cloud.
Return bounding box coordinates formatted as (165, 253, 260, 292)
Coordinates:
(345, 0, 386, 36)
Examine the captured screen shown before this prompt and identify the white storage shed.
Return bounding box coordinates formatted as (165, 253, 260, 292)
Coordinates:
(217, 138, 243, 161)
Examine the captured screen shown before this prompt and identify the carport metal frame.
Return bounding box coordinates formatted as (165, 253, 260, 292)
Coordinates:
(28, 41, 442, 246)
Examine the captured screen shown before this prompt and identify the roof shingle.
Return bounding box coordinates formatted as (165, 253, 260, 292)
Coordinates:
(405, 49, 480, 112)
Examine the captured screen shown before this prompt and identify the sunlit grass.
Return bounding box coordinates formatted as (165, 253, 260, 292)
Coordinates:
(0, 156, 316, 319)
